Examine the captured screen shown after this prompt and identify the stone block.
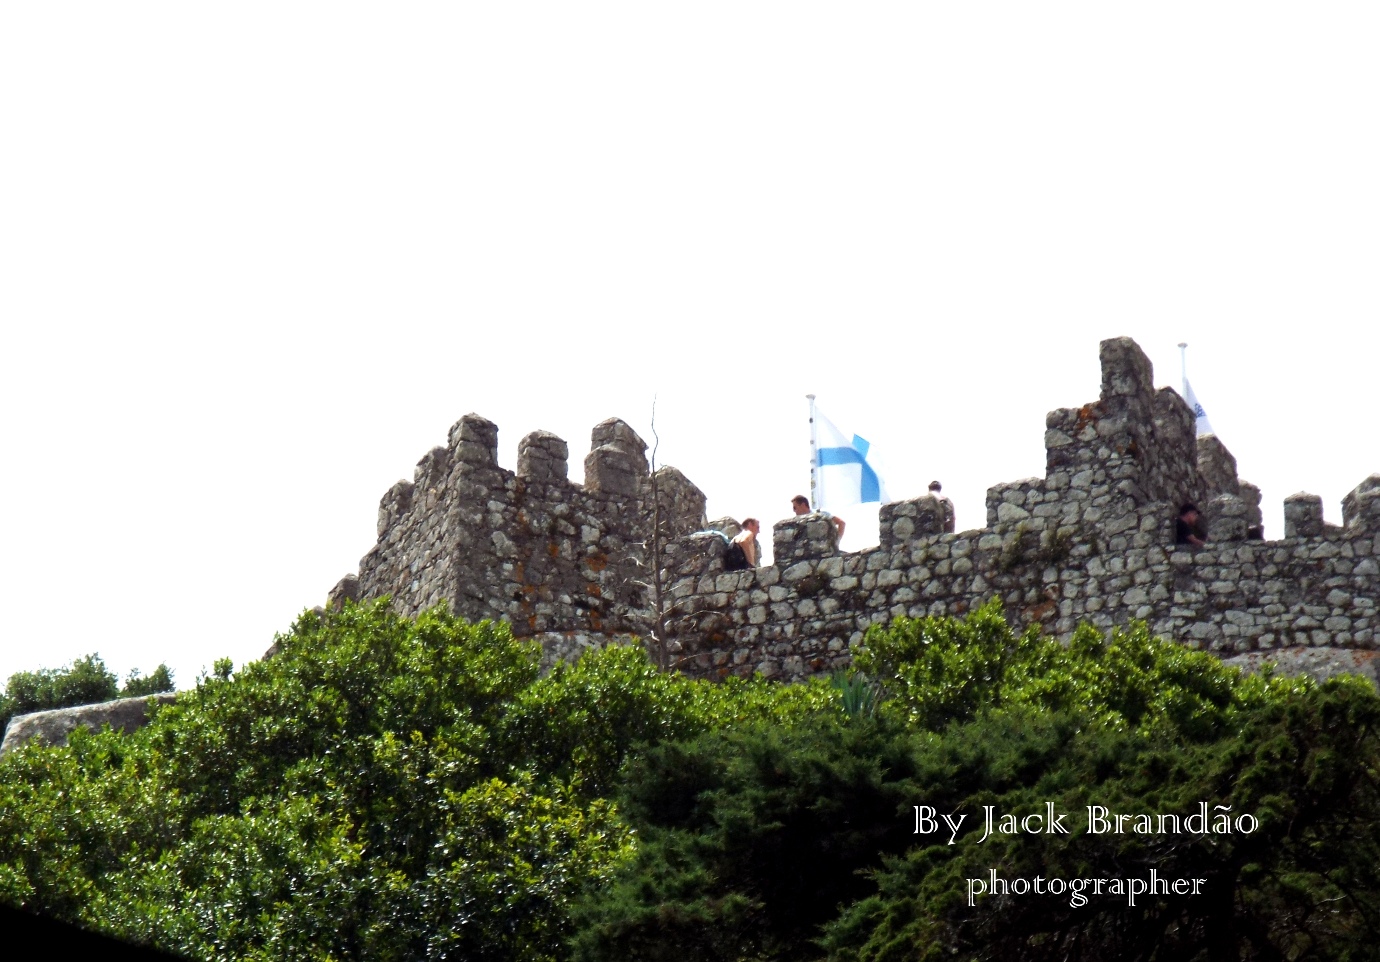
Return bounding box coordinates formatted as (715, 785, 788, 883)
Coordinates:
(583, 419, 648, 496)
(651, 465, 708, 537)
(1099, 337, 1154, 401)
(590, 417, 648, 463)
(1343, 476, 1380, 533)
(328, 573, 361, 608)
(377, 479, 415, 538)
(773, 513, 839, 563)
(707, 516, 742, 538)
(880, 495, 945, 549)
(1203, 493, 1248, 543)
(1284, 492, 1325, 539)
(414, 445, 452, 489)
(517, 430, 569, 482)
(451, 413, 499, 466)
(1197, 435, 1240, 498)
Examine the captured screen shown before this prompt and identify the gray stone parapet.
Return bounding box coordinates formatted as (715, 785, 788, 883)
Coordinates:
(343, 413, 706, 644)
(772, 514, 839, 564)
(377, 479, 415, 539)
(651, 466, 709, 541)
(1344, 476, 1380, 534)
(328, 574, 361, 609)
(452, 413, 499, 467)
(1202, 493, 1250, 543)
(584, 418, 648, 496)
(1285, 492, 1325, 539)
(1, 692, 177, 755)
(1197, 435, 1240, 497)
(517, 430, 569, 483)
(326, 336, 1378, 688)
(881, 495, 947, 549)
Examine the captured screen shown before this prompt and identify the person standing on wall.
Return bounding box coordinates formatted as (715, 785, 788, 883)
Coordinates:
(928, 481, 955, 533)
(792, 495, 845, 539)
(727, 518, 761, 569)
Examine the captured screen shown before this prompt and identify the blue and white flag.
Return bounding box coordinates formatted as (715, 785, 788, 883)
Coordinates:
(1182, 378, 1215, 437)
(813, 407, 890, 512)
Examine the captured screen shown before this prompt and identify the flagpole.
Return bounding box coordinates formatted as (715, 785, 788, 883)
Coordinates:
(807, 394, 817, 509)
(1178, 342, 1188, 394)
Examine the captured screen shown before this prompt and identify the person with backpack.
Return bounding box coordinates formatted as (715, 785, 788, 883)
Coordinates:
(725, 518, 760, 570)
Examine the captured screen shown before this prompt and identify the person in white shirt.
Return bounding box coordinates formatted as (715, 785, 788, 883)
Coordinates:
(791, 495, 845, 539)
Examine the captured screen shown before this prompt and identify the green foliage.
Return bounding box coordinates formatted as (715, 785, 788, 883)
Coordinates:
(576, 605, 1380, 962)
(4, 652, 119, 714)
(0, 653, 119, 734)
(0, 654, 175, 734)
(819, 680, 1380, 961)
(832, 670, 880, 720)
(855, 599, 1250, 739)
(571, 716, 922, 962)
(0, 601, 829, 960)
(4, 601, 1380, 961)
(121, 664, 174, 698)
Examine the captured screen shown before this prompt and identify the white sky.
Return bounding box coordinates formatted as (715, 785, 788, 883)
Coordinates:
(2, 4, 1376, 689)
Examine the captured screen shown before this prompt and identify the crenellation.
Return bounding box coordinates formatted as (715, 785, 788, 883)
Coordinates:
(773, 513, 840, 564)
(1197, 435, 1240, 498)
(1238, 481, 1264, 539)
(377, 479, 415, 539)
(651, 465, 708, 541)
(1202, 493, 1250, 543)
(516, 430, 569, 483)
(414, 445, 452, 489)
(328, 574, 361, 609)
(880, 495, 946, 549)
(452, 413, 500, 467)
(644, 337, 1378, 682)
(583, 418, 648, 496)
(1343, 476, 1380, 533)
(1284, 492, 1326, 539)
(328, 337, 1377, 687)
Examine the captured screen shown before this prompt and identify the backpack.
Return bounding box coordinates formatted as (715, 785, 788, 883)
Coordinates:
(723, 540, 750, 571)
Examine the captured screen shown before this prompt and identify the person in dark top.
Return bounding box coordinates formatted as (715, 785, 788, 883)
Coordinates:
(729, 518, 760, 568)
(928, 480, 956, 533)
(1176, 503, 1206, 547)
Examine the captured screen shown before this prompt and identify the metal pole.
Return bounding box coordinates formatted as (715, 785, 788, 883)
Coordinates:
(1178, 342, 1188, 393)
(807, 394, 817, 508)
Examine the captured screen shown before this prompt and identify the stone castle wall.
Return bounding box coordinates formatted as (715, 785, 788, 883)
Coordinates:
(329, 413, 709, 652)
(331, 337, 1380, 683)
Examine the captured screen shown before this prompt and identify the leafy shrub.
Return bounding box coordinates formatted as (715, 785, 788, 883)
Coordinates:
(1, 655, 174, 736)
(121, 664, 175, 698)
(4, 603, 1379, 961)
(0, 602, 830, 960)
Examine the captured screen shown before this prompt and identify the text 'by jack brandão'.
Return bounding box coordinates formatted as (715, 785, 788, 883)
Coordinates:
(913, 803, 1259, 907)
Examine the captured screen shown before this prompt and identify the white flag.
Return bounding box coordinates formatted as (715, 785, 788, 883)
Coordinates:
(1183, 378, 1215, 437)
(813, 407, 890, 513)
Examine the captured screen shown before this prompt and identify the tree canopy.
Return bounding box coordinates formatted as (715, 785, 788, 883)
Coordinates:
(0, 654, 174, 734)
(1, 601, 1377, 961)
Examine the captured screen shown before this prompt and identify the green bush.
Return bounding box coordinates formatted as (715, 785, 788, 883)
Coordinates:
(1, 655, 174, 735)
(3, 602, 1378, 961)
(574, 604, 1380, 962)
(0, 602, 830, 960)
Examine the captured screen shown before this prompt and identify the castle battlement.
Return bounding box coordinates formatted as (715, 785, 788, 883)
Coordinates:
(331, 412, 708, 654)
(331, 337, 1380, 682)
